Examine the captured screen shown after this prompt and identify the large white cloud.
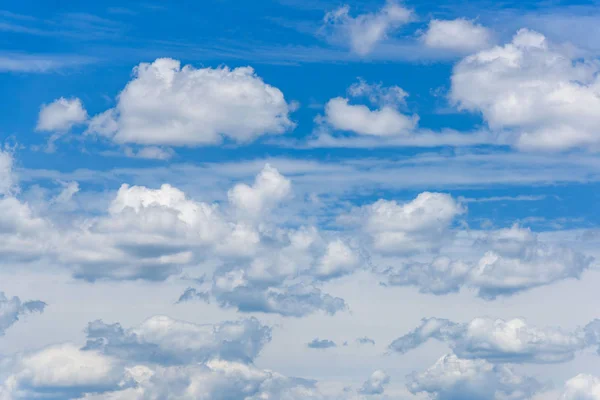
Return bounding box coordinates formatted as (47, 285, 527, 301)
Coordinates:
(450, 29, 600, 151)
(421, 19, 493, 53)
(321, 0, 413, 56)
(87, 58, 295, 146)
(36, 97, 88, 132)
(407, 353, 542, 400)
(390, 316, 600, 364)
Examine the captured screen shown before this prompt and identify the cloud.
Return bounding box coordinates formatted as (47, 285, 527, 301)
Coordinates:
(359, 370, 390, 395)
(227, 163, 292, 219)
(0, 316, 346, 400)
(357, 337, 376, 346)
(382, 225, 593, 298)
(307, 338, 337, 349)
(0, 149, 15, 195)
(0, 53, 94, 73)
(321, 1, 413, 55)
(407, 353, 542, 400)
(390, 316, 600, 364)
(450, 28, 600, 151)
(87, 58, 295, 146)
(421, 19, 493, 53)
(0, 292, 46, 335)
(561, 374, 600, 400)
(321, 80, 418, 137)
(36, 97, 88, 133)
(176, 287, 210, 304)
(84, 316, 272, 365)
(341, 192, 464, 255)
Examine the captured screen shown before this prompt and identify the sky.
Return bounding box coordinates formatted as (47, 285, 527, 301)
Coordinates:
(2, 0, 600, 399)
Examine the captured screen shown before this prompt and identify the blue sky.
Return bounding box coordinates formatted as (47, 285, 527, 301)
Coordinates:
(2, 0, 600, 399)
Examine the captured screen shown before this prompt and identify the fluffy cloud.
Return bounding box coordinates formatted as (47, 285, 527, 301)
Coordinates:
(0, 292, 45, 335)
(321, 0, 412, 55)
(382, 225, 593, 298)
(422, 19, 492, 53)
(322, 80, 418, 137)
(36, 97, 88, 133)
(0, 316, 346, 400)
(359, 370, 390, 395)
(450, 29, 600, 151)
(561, 374, 600, 400)
(342, 192, 464, 255)
(87, 58, 295, 146)
(407, 354, 542, 400)
(390, 316, 600, 364)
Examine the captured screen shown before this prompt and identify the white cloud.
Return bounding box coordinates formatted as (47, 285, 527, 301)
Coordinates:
(342, 192, 464, 255)
(390, 316, 600, 363)
(450, 28, 600, 151)
(561, 374, 600, 400)
(422, 19, 493, 53)
(87, 58, 295, 146)
(382, 225, 593, 298)
(322, 80, 418, 137)
(321, 0, 413, 55)
(359, 370, 390, 395)
(0, 149, 15, 196)
(36, 97, 88, 132)
(227, 163, 291, 219)
(407, 354, 541, 400)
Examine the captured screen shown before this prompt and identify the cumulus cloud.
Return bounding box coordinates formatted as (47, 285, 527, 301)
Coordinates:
(36, 97, 88, 132)
(341, 192, 464, 255)
(561, 374, 600, 400)
(422, 19, 493, 53)
(0, 316, 346, 400)
(407, 353, 542, 400)
(322, 80, 418, 137)
(321, 0, 413, 55)
(450, 28, 600, 151)
(87, 58, 295, 146)
(382, 225, 593, 298)
(389, 316, 600, 364)
(307, 338, 337, 349)
(0, 292, 46, 335)
(359, 370, 390, 395)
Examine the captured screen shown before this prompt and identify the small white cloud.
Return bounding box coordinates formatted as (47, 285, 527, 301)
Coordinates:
(321, 0, 413, 55)
(359, 370, 390, 395)
(422, 19, 493, 53)
(322, 80, 418, 136)
(36, 97, 88, 132)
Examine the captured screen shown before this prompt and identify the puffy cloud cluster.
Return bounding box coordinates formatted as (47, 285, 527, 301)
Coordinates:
(321, 0, 413, 55)
(390, 316, 600, 364)
(407, 354, 542, 400)
(1, 157, 358, 317)
(87, 58, 295, 146)
(382, 225, 592, 299)
(451, 29, 600, 151)
(0, 292, 46, 336)
(421, 19, 493, 53)
(322, 80, 418, 137)
(0, 316, 338, 400)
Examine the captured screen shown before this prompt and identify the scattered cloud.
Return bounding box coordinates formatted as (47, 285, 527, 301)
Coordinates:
(421, 19, 493, 53)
